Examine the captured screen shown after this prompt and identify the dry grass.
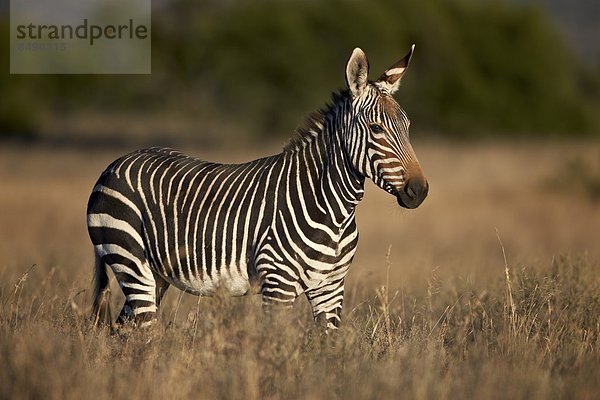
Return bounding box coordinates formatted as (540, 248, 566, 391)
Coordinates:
(1, 139, 599, 399)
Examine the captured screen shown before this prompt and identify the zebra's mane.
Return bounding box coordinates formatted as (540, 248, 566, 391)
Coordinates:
(283, 90, 350, 153)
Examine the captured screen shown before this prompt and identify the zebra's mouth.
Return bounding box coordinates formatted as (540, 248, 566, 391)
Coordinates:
(384, 181, 428, 209)
(396, 193, 411, 208)
(383, 183, 411, 209)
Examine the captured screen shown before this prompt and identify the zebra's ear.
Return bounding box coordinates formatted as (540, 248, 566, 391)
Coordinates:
(376, 44, 415, 94)
(346, 48, 370, 97)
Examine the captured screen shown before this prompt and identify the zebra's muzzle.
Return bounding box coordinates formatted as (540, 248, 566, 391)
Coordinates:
(396, 179, 428, 209)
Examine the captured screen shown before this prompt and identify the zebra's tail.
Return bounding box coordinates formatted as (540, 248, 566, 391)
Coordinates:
(91, 254, 113, 327)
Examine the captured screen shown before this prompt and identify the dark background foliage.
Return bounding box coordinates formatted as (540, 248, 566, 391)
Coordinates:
(2, 0, 600, 142)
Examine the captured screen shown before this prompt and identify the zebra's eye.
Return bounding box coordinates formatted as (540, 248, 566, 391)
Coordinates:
(369, 123, 385, 133)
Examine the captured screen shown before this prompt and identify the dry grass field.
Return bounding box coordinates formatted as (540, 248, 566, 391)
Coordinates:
(1, 139, 599, 399)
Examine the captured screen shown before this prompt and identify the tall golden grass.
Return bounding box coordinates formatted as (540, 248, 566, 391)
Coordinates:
(1, 139, 599, 399)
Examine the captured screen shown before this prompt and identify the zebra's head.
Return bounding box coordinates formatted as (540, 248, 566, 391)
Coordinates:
(343, 46, 428, 209)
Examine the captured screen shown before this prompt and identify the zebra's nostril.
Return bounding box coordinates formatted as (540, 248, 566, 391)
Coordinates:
(403, 179, 427, 202)
(407, 185, 417, 198)
(405, 180, 419, 199)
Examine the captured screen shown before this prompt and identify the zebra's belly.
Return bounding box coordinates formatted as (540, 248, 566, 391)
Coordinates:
(165, 264, 254, 297)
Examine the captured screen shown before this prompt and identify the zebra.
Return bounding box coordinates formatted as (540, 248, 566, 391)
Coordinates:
(87, 46, 428, 330)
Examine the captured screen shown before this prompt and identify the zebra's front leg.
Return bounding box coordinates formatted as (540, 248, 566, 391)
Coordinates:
(260, 269, 300, 313)
(306, 278, 345, 330)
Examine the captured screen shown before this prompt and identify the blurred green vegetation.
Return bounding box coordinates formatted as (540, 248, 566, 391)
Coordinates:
(2, 0, 600, 141)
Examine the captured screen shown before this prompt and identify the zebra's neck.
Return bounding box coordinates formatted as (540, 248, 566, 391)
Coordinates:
(320, 114, 366, 215)
(284, 93, 365, 220)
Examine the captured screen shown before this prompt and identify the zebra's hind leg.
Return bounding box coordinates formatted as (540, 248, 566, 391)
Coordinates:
(107, 260, 159, 328)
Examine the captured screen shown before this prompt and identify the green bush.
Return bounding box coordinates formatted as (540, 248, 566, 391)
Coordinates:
(134, 0, 600, 137)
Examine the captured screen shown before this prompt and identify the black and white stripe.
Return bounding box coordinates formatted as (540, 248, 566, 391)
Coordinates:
(88, 46, 428, 330)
